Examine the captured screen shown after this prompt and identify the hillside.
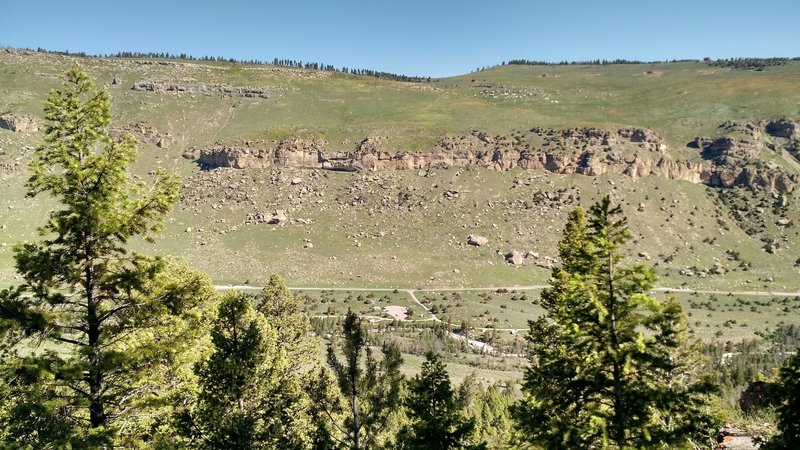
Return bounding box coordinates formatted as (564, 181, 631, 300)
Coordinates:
(2, 48, 800, 294)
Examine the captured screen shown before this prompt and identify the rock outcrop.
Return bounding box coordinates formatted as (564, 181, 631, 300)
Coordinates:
(195, 123, 797, 193)
(132, 80, 271, 99)
(690, 120, 797, 192)
(0, 114, 41, 132)
(110, 122, 170, 148)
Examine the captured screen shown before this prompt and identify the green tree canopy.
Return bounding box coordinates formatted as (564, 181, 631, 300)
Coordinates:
(0, 67, 212, 447)
(513, 196, 717, 449)
(310, 310, 404, 449)
(398, 351, 485, 450)
(180, 286, 314, 449)
(763, 353, 800, 450)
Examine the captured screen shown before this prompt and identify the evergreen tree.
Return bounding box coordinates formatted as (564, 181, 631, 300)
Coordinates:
(513, 196, 717, 449)
(398, 351, 484, 450)
(310, 310, 403, 449)
(184, 292, 273, 449)
(0, 67, 210, 447)
(255, 274, 316, 448)
(763, 353, 800, 450)
(181, 289, 311, 449)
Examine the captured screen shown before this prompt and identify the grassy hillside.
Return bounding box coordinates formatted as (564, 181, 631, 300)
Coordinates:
(1, 49, 800, 293)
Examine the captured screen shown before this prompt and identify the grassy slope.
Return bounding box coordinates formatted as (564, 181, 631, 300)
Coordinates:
(1, 50, 800, 291)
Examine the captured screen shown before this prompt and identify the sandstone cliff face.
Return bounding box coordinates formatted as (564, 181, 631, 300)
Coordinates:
(196, 122, 799, 193)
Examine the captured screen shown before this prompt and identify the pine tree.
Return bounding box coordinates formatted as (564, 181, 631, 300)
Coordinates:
(186, 292, 274, 449)
(0, 67, 211, 447)
(255, 274, 316, 448)
(398, 351, 484, 450)
(513, 196, 717, 449)
(181, 289, 312, 449)
(310, 310, 403, 449)
(763, 353, 800, 450)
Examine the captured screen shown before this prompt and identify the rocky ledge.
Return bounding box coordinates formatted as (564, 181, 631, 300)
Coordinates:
(194, 120, 799, 193)
(132, 79, 271, 99)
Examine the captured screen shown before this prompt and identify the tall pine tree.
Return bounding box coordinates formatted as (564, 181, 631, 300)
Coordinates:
(514, 196, 717, 449)
(180, 288, 313, 449)
(310, 310, 403, 449)
(763, 353, 800, 450)
(0, 67, 211, 447)
(397, 351, 485, 450)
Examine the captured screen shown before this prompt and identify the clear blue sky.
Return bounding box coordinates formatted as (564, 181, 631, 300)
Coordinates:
(2, 0, 798, 78)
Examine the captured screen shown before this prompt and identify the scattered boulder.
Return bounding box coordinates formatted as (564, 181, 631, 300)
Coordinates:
(505, 251, 524, 265)
(267, 210, 287, 225)
(0, 114, 41, 133)
(467, 235, 489, 247)
(111, 77, 123, 85)
(290, 177, 303, 185)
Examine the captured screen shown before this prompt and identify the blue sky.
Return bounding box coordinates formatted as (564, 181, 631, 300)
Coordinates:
(2, 0, 798, 78)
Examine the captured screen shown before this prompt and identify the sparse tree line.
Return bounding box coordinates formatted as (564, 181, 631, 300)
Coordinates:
(478, 56, 800, 72)
(1, 67, 799, 449)
(25, 47, 432, 83)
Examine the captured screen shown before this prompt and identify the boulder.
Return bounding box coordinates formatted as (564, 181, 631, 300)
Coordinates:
(267, 210, 287, 225)
(505, 251, 524, 265)
(467, 235, 488, 247)
(0, 114, 41, 133)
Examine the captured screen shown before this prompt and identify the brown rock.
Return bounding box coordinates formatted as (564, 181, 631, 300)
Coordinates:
(467, 235, 488, 247)
(505, 251, 524, 265)
(0, 114, 41, 133)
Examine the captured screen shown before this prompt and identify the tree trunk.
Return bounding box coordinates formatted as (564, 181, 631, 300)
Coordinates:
(607, 251, 625, 447)
(86, 249, 105, 428)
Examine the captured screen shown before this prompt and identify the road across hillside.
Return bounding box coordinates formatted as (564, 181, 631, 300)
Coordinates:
(216, 284, 800, 297)
(215, 284, 800, 325)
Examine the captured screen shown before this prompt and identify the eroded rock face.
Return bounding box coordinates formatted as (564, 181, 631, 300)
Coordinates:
(0, 114, 41, 132)
(132, 80, 271, 99)
(195, 124, 795, 193)
(109, 122, 169, 148)
(199, 146, 273, 169)
(690, 121, 797, 192)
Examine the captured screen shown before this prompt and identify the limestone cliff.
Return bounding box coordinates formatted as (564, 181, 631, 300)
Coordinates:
(196, 121, 799, 193)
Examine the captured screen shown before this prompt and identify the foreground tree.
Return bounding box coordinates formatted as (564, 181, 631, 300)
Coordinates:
(178, 286, 314, 449)
(763, 353, 800, 450)
(398, 351, 485, 450)
(0, 67, 211, 446)
(514, 197, 717, 449)
(310, 310, 404, 449)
